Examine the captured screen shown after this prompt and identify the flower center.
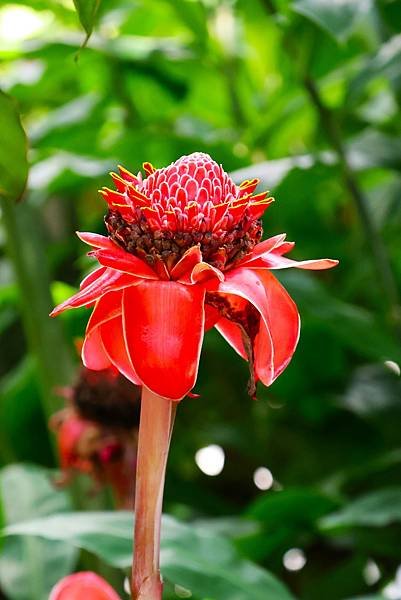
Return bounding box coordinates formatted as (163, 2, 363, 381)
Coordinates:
(105, 209, 263, 271)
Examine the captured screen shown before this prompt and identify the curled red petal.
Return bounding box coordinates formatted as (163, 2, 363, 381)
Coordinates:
(217, 267, 300, 386)
(76, 232, 116, 250)
(272, 241, 295, 256)
(218, 268, 274, 384)
(80, 266, 107, 290)
(236, 234, 288, 267)
(50, 269, 136, 317)
(248, 255, 339, 270)
(101, 316, 142, 385)
(85, 290, 122, 332)
(170, 245, 202, 281)
(49, 571, 121, 600)
(92, 247, 159, 279)
(190, 262, 224, 285)
(255, 270, 300, 381)
(123, 281, 205, 400)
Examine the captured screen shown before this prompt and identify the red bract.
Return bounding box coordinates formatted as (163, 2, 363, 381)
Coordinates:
(51, 153, 337, 400)
(49, 572, 120, 600)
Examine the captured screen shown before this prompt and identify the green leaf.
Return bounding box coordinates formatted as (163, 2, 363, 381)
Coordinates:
(280, 271, 401, 363)
(4, 511, 295, 600)
(0, 465, 77, 600)
(292, 0, 371, 42)
(320, 488, 401, 530)
(0, 91, 28, 203)
(347, 35, 401, 104)
(248, 488, 337, 524)
(347, 130, 401, 171)
(72, 0, 101, 38)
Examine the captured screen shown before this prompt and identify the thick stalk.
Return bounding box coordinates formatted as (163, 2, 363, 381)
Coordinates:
(132, 387, 176, 600)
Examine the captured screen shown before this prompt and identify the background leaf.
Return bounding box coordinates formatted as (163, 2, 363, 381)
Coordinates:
(4, 511, 295, 600)
(72, 0, 101, 38)
(0, 92, 28, 203)
(320, 488, 401, 530)
(292, 0, 372, 42)
(0, 465, 77, 600)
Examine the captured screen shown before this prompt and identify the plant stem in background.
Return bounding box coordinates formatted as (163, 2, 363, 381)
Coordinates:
(132, 387, 176, 600)
(1, 199, 74, 420)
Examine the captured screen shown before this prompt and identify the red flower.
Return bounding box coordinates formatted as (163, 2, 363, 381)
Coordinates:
(50, 366, 140, 507)
(50, 572, 120, 600)
(51, 153, 337, 400)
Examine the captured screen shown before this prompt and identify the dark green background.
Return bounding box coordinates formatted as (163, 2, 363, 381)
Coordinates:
(0, 1, 400, 598)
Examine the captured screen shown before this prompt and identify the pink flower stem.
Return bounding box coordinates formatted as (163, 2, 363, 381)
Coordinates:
(131, 386, 176, 600)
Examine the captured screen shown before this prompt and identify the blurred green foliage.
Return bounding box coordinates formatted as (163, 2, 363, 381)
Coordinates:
(1, 0, 401, 598)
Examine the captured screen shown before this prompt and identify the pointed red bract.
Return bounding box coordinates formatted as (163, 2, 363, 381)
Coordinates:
(50, 572, 121, 600)
(50, 268, 135, 317)
(123, 281, 205, 400)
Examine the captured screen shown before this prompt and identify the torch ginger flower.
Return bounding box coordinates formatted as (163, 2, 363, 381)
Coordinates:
(51, 152, 337, 599)
(51, 152, 337, 400)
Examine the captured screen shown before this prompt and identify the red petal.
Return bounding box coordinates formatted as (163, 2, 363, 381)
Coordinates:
(204, 304, 220, 330)
(190, 262, 224, 285)
(50, 269, 136, 317)
(273, 241, 295, 256)
(219, 268, 274, 384)
(218, 268, 300, 385)
(123, 281, 205, 400)
(237, 234, 287, 267)
(85, 291, 122, 332)
(50, 572, 121, 600)
(81, 292, 122, 370)
(248, 255, 339, 270)
(215, 317, 247, 359)
(82, 324, 112, 370)
(80, 266, 107, 290)
(170, 245, 202, 281)
(255, 270, 300, 381)
(76, 232, 116, 250)
(92, 247, 159, 279)
(170, 247, 224, 286)
(101, 316, 142, 385)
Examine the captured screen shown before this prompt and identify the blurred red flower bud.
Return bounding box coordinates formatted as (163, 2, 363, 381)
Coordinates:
(49, 572, 121, 600)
